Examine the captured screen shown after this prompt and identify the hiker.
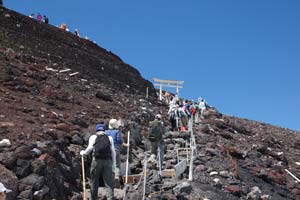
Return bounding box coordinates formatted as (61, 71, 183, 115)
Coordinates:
(128, 117, 143, 147)
(179, 105, 188, 131)
(37, 13, 42, 22)
(148, 114, 166, 168)
(0, 0, 3, 6)
(43, 15, 49, 24)
(168, 104, 179, 131)
(60, 23, 67, 31)
(190, 102, 197, 122)
(164, 91, 170, 104)
(80, 124, 116, 200)
(0, 182, 12, 200)
(74, 28, 80, 37)
(199, 99, 207, 119)
(29, 13, 35, 18)
(105, 119, 129, 181)
(183, 100, 191, 119)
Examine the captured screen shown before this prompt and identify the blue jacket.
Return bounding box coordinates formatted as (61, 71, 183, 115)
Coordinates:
(105, 129, 122, 151)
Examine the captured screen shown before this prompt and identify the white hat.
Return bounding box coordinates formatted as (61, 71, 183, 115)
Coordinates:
(109, 119, 119, 129)
(0, 182, 12, 193)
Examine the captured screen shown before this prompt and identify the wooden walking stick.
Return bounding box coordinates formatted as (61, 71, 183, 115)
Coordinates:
(123, 131, 131, 200)
(81, 156, 87, 200)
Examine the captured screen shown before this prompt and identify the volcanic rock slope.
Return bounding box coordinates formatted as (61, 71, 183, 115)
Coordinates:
(1, 7, 300, 200)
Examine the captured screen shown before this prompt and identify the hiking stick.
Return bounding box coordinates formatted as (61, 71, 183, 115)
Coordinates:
(123, 131, 131, 200)
(142, 159, 148, 200)
(81, 156, 87, 200)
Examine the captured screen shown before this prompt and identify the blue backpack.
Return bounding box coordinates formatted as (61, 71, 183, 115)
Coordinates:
(106, 130, 122, 149)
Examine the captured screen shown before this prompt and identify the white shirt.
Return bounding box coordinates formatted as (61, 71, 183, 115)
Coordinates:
(81, 131, 116, 171)
(199, 101, 206, 109)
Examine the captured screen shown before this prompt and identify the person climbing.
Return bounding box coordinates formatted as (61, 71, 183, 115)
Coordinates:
(74, 28, 80, 37)
(105, 119, 129, 182)
(168, 103, 178, 131)
(148, 114, 166, 168)
(0, 182, 11, 200)
(190, 102, 197, 122)
(164, 91, 170, 104)
(37, 13, 42, 22)
(29, 13, 35, 18)
(179, 105, 188, 131)
(199, 99, 207, 119)
(60, 23, 67, 31)
(43, 15, 49, 24)
(80, 124, 116, 200)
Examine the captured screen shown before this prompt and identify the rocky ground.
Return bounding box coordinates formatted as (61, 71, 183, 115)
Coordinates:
(1, 6, 300, 200)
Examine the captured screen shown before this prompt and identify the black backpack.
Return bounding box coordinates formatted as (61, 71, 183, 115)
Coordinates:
(148, 121, 164, 142)
(93, 134, 111, 159)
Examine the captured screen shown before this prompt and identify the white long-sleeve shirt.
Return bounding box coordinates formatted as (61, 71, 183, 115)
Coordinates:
(81, 132, 116, 171)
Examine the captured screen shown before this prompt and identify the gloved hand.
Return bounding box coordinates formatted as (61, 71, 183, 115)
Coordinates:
(80, 150, 85, 156)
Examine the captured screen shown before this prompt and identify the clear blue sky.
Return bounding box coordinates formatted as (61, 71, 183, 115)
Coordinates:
(5, 1, 300, 130)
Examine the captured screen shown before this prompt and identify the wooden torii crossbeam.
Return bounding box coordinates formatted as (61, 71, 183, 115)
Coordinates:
(153, 78, 184, 100)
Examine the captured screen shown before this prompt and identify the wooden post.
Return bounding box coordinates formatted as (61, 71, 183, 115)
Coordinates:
(123, 131, 131, 200)
(81, 156, 87, 200)
(146, 87, 149, 99)
(159, 84, 162, 101)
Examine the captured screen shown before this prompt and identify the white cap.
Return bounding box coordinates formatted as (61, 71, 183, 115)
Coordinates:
(109, 119, 119, 129)
(0, 182, 12, 193)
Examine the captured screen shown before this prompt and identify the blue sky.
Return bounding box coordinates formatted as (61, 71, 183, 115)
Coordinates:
(5, 1, 300, 130)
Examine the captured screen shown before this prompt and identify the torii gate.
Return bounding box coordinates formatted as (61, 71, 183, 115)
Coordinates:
(153, 78, 184, 100)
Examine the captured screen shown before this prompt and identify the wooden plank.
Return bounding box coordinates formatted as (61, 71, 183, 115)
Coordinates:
(162, 169, 176, 179)
(122, 174, 142, 184)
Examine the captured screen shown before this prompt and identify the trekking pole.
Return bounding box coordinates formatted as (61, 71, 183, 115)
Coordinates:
(123, 131, 131, 200)
(142, 159, 148, 200)
(81, 156, 87, 200)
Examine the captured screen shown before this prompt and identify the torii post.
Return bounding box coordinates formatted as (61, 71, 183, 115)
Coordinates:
(153, 78, 184, 100)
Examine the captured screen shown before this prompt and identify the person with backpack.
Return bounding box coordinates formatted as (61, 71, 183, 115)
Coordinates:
(80, 124, 116, 200)
(37, 13, 43, 22)
(105, 119, 129, 181)
(43, 15, 49, 24)
(148, 114, 166, 168)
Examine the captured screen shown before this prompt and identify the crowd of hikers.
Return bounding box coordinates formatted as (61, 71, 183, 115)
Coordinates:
(168, 94, 208, 132)
(27, 11, 92, 42)
(29, 13, 49, 24)
(78, 92, 207, 200)
(80, 114, 166, 200)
